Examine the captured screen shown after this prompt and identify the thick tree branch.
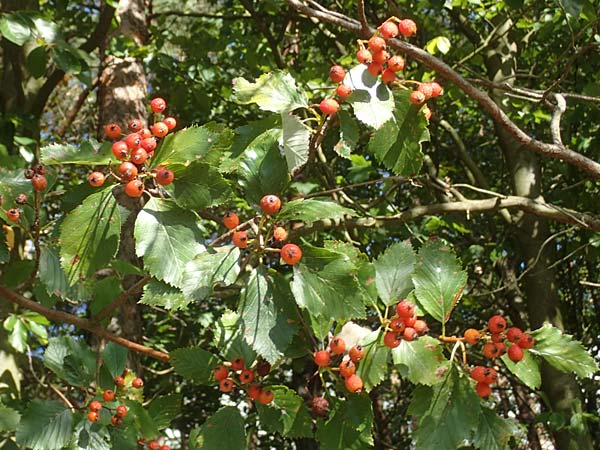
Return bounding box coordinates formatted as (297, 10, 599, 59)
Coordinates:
(285, 0, 600, 180)
(0, 285, 170, 362)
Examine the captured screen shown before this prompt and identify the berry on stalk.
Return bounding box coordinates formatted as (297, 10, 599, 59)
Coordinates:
(336, 84, 352, 99)
(319, 98, 339, 115)
(112, 141, 129, 160)
(103, 389, 115, 402)
(380, 21, 399, 39)
(258, 389, 274, 405)
(409, 91, 426, 105)
(281, 243, 302, 265)
(383, 331, 401, 348)
(273, 226, 287, 241)
(349, 345, 365, 362)
(396, 300, 415, 318)
(164, 117, 177, 130)
(219, 378, 234, 392)
(232, 230, 248, 248)
(231, 357, 245, 371)
(356, 49, 373, 65)
(128, 119, 143, 132)
(31, 174, 47, 192)
(329, 65, 346, 83)
(329, 337, 346, 355)
(476, 382, 491, 398)
(368, 36, 386, 52)
(223, 212, 240, 230)
(314, 350, 331, 367)
(105, 123, 121, 139)
(508, 344, 524, 362)
(7, 208, 19, 222)
(488, 315, 507, 334)
(463, 328, 481, 345)
(150, 97, 167, 113)
(214, 365, 228, 381)
(398, 19, 417, 37)
(124, 180, 145, 198)
(88, 171, 105, 187)
(387, 55, 405, 72)
(156, 168, 174, 186)
(344, 374, 363, 393)
(152, 122, 169, 138)
(260, 194, 281, 214)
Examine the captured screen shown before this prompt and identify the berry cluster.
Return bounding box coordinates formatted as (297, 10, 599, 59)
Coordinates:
(384, 300, 430, 348)
(224, 194, 303, 265)
(319, 17, 442, 118)
(86, 373, 144, 425)
(314, 337, 366, 394)
(138, 439, 170, 450)
(213, 357, 274, 405)
(464, 314, 535, 398)
(24, 163, 48, 192)
(90, 97, 177, 197)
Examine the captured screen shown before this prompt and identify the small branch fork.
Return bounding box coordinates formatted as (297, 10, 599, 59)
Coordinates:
(285, 0, 600, 180)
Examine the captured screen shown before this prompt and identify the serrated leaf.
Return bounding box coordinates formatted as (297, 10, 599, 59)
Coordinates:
(473, 407, 519, 450)
(134, 197, 205, 287)
(238, 267, 296, 364)
(281, 112, 310, 173)
(60, 187, 121, 286)
(529, 323, 598, 377)
(39, 246, 71, 298)
(163, 161, 231, 210)
(8, 319, 27, 353)
(151, 125, 222, 167)
(368, 90, 430, 176)
(16, 400, 73, 450)
(70, 420, 111, 450)
(0, 13, 32, 45)
(233, 71, 308, 113)
(101, 342, 128, 378)
(356, 331, 390, 392)
(41, 141, 112, 165)
(277, 198, 356, 226)
(192, 407, 246, 450)
(180, 246, 240, 301)
(256, 385, 312, 438)
(412, 241, 467, 324)
(170, 347, 220, 384)
(0, 226, 9, 263)
(392, 335, 451, 386)
(212, 310, 257, 363)
(44, 337, 96, 387)
(374, 240, 416, 306)
(148, 394, 181, 430)
(334, 110, 359, 158)
(0, 404, 20, 432)
(344, 64, 394, 130)
(291, 244, 366, 339)
(140, 280, 191, 310)
(501, 351, 541, 390)
(237, 128, 290, 204)
(315, 396, 374, 450)
(126, 401, 159, 439)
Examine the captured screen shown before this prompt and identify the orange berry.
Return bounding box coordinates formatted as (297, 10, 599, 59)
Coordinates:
(6, 208, 19, 222)
(356, 48, 373, 65)
(130, 148, 148, 165)
(112, 141, 129, 160)
(87, 411, 99, 422)
(367, 62, 383, 76)
(31, 174, 47, 192)
(413, 319, 429, 335)
(476, 382, 492, 398)
(383, 331, 401, 348)
(488, 315, 507, 333)
(231, 357, 245, 371)
(260, 194, 281, 214)
(273, 226, 287, 241)
(156, 168, 174, 186)
(390, 317, 406, 333)
(150, 97, 167, 113)
(88, 171, 105, 187)
(223, 212, 240, 230)
(281, 243, 302, 265)
(495, 342, 507, 356)
(403, 327, 418, 341)
(469, 366, 487, 383)
(491, 332, 504, 343)
(508, 344, 524, 362)
(428, 82, 443, 97)
(219, 378, 234, 392)
(339, 359, 356, 378)
(111, 415, 123, 427)
(336, 84, 352, 99)
(463, 328, 481, 345)
(114, 376, 125, 387)
(506, 327, 523, 343)
(103, 390, 115, 402)
(125, 132, 142, 150)
(482, 342, 499, 359)
(387, 55, 405, 72)
(319, 98, 339, 115)
(344, 374, 363, 393)
(409, 91, 426, 105)
(314, 350, 331, 367)
(232, 230, 248, 248)
(329, 65, 346, 83)
(398, 19, 417, 37)
(372, 49, 390, 64)
(124, 179, 145, 198)
(164, 117, 177, 130)
(131, 377, 144, 388)
(396, 300, 415, 318)
(115, 405, 128, 417)
(89, 401, 102, 412)
(380, 21, 399, 39)
(248, 384, 262, 400)
(105, 123, 121, 139)
(214, 365, 228, 381)
(239, 369, 255, 384)
(368, 36, 386, 52)
(348, 345, 366, 363)
(152, 122, 169, 138)
(329, 337, 346, 355)
(518, 334, 535, 349)
(381, 69, 396, 83)
(128, 119, 143, 132)
(417, 83, 434, 99)
(258, 389, 274, 405)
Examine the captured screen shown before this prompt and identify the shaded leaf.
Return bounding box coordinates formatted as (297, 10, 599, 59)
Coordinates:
(44, 337, 96, 387)
(101, 342, 128, 379)
(501, 351, 541, 390)
(392, 335, 451, 386)
(170, 347, 220, 384)
(0, 404, 20, 432)
(191, 407, 246, 450)
(39, 246, 71, 298)
(256, 385, 312, 438)
(180, 246, 240, 301)
(473, 407, 520, 450)
(140, 280, 191, 311)
(233, 71, 308, 113)
(334, 110, 359, 158)
(374, 240, 416, 306)
(148, 394, 182, 430)
(356, 331, 390, 392)
(315, 395, 374, 450)
(16, 400, 73, 450)
(212, 310, 257, 363)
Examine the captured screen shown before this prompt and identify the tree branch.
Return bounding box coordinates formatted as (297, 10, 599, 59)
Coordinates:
(148, 10, 252, 20)
(0, 285, 170, 362)
(285, 0, 600, 180)
(91, 275, 151, 323)
(239, 0, 286, 69)
(550, 93, 566, 146)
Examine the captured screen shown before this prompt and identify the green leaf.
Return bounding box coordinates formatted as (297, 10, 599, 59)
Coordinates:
(368, 90, 430, 176)
(39, 246, 71, 298)
(334, 110, 359, 158)
(374, 240, 416, 306)
(60, 187, 122, 286)
(44, 337, 96, 387)
(170, 347, 220, 384)
(233, 71, 308, 113)
(425, 36, 451, 54)
(561, 0, 584, 18)
(140, 280, 191, 310)
(0, 404, 20, 432)
(256, 385, 312, 438)
(501, 351, 541, 390)
(392, 335, 451, 386)
(101, 342, 128, 379)
(26, 45, 48, 78)
(291, 244, 366, 339)
(52, 46, 81, 74)
(473, 407, 519, 450)
(163, 161, 231, 210)
(180, 246, 240, 301)
(345, 64, 395, 130)
(355, 331, 390, 392)
(237, 128, 290, 204)
(148, 394, 182, 430)
(277, 198, 356, 226)
(315, 395, 374, 450)
(16, 400, 73, 450)
(212, 310, 256, 363)
(151, 125, 222, 167)
(238, 267, 296, 364)
(0, 226, 9, 263)
(8, 319, 27, 353)
(281, 113, 310, 173)
(125, 401, 159, 439)
(192, 407, 246, 450)
(134, 197, 205, 287)
(412, 241, 467, 324)
(0, 13, 32, 45)
(70, 420, 111, 450)
(41, 141, 112, 165)
(529, 323, 598, 377)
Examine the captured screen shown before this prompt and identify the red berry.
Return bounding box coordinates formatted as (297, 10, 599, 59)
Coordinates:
(105, 123, 121, 139)
(398, 19, 417, 37)
(506, 327, 523, 343)
(124, 179, 145, 198)
(239, 369, 254, 384)
(114, 376, 125, 387)
(483, 367, 498, 385)
(348, 345, 366, 363)
(488, 315, 507, 334)
(403, 327, 418, 341)
(15, 193, 27, 205)
(248, 384, 262, 400)
(132, 377, 144, 388)
(356, 48, 373, 65)
(383, 331, 401, 348)
(118, 161, 138, 182)
(329, 65, 346, 83)
(336, 84, 352, 99)
(380, 21, 399, 39)
(372, 49, 390, 64)
(115, 405, 128, 417)
(88, 171, 105, 187)
(130, 148, 148, 165)
(508, 344, 524, 362)
(368, 36, 386, 52)
(518, 334, 535, 349)
(329, 337, 346, 355)
(223, 212, 240, 230)
(409, 91, 426, 105)
(127, 119, 143, 132)
(164, 117, 177, 130)
(160, 446, 170, 450)
(152, 122, 169, 138)
(219, 378, 234, 392)
(417, 83, 434, 99)
(214, 365, 228, 381)
(232, 230, 248, 248)
(260, 194, 282, 214)
(156, 168, 174, 186)
(258, 389, 274, 405)
(231, 357, 245, 371)
(24, 168, 35, 179)
(314, 350, 331, 367)
(33, 164, 47, 175)
(139, 128, 153, 139)
(476, 382, 492, 398)
(103, 389, 115, 402)
(367, 62, 383, 76)
(273, 226, 287, 241)
(396, 300, 415, 318)
(150, 97, 167, 113)
(319, 98, 339, 115)
(344, 374, 363, 393)
(89, 400, 102, 412)
(482, 342, 499, 359)
(470, 366, 487, 383)
(141, 137, 157, 153)
(125, 132, 142, 150)
(491, 332, 504, 343)
(413, 319, 429, 335)
(311, 396, 329, 417)
(404, 315, 417, 327)
(111, 415, 123, 427)
(339, 359, 356, 378)
(112, 141, 129, 160)
(281, 243, 302, 265)
(6, 208, 19, 222)
(381, 69, 396, 83)
(390, 317, 406, 333)
(31, 174, 47, 192)
(463, 328, 481, 345)
(148, 442, 160, 450)
(387, 55, 405, 72)
(494, 342, 507, 356)
(428, 82, 443, 97)
(87, 411, 99, 422)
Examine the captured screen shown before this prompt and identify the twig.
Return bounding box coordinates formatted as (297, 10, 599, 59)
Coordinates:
(91, 275, 152, 323)
(550, 93, 567, 146)
(357, 0, 370, 37)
